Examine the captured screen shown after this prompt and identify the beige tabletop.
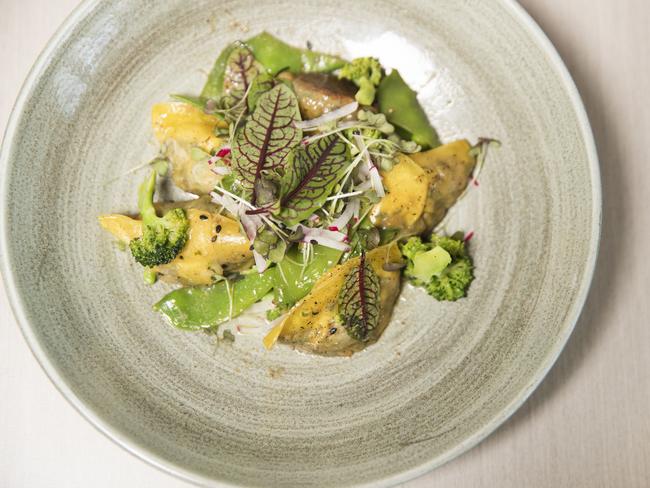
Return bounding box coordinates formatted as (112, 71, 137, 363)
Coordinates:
(1, 0, 649, 487)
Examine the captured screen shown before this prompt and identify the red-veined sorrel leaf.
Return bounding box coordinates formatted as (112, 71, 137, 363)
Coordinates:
(279, 134, 349, 225)
(231, 84, 302, 204)
(247, 73, 277, 111)
(222, 43, 262, 107)
(338, 252, 381, 341)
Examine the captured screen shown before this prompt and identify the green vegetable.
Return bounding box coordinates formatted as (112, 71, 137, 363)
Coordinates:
(266, 306, 284, 321)
(245, 32, 346, 75)
(400, 233, 473, 301)
(150, 157, 169, 176)
(337, 252, 381, 341)
(247, 73, 277, 111)
(338, 57, 383, 106)
(170, 94, 208, 109)
(221, 43, 262, 107)
(129, 171, 189, 267)
(154, 269, 277, 330)
(231, 84, 302, 204)
(280, 135, 349, 225)
(345, 226, 380, 259)
(274, 245, 342, 308)
(411, 246, 451, 283)
(377, 70, 440, 149)
(253, 227, 287, 263)
(143, 268, 158, 285)
(379, 228, 400, 245)
(201, 42, 237, 100)
(154, 245, 341, 330)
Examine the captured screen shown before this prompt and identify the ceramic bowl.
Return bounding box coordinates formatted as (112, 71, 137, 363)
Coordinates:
(0, 0, 600, 486)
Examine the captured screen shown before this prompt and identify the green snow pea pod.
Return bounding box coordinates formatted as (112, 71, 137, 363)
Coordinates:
(377, 70, 440, 149)
(201, 42, 237, 100)
(153, 269, 276, 330)
(245, 32, 346, 75)
(274, 245, 343, 308)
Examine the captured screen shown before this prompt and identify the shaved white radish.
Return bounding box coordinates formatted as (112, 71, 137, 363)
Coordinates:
(329, 198, 360, 231)
(294, 102, 358, 130)
(210, 191, 239, 216)
(253, 250, 268, 273)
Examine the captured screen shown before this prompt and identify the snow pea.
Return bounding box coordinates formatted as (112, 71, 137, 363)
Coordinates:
(274, 245, 343, 307)
(245, 32, 346, 75)
(153, 245, 341, 330)
(153, 269, 276, 330)
(201, 42, 237, 99)
(377, 70, 440, 149)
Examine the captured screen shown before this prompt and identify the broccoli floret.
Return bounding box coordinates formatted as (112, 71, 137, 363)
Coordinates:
(400, 236, 429, 263)
(426, 257, 473, 301)
(400, 233, 474, 301)
(129, 171, 189, 267)
(338, 57, 383, 106)
(430, 234, 466, 259)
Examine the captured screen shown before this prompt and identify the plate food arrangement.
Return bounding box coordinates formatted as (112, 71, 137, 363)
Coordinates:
(99, 32, 498, 356)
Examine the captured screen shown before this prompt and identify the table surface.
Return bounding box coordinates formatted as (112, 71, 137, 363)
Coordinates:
(1, 1, 649, 487)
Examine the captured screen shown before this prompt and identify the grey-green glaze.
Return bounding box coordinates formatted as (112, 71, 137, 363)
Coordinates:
(0, 0, 600, 487)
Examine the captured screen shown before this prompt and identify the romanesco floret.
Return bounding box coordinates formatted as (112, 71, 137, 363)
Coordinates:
(338, 57, 383, 106)
(129, 171, 189, 267)
(400, 233, 474, 301)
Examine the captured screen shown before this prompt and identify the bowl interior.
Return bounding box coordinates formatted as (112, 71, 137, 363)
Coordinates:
(1, 0, 599, 486)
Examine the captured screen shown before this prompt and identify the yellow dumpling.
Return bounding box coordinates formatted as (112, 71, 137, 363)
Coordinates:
(151, 102, 227, 195)
(372, 140, 477, 237)
(99, 205, 252, 286)
(267, 244, 403, 356)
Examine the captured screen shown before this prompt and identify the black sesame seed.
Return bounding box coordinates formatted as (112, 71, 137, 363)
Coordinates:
(329, 327, 337, 335)
(211, 235, 218, 242)
(199, 214, 208, 220)
(179, 255, 184, 260)
(215, 224, 222, 233)
(249, 244, 254, 251)
(310, 239, 318, 245)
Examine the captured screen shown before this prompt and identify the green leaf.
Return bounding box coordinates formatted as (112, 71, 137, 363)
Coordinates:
(247, 73, 277, 111)
(346, 227, 380, 258)
(231, 84, 302, 204)
(279, 135, 349, 225)
(221, 43, 262, 108)
(337, 252, 381, 341)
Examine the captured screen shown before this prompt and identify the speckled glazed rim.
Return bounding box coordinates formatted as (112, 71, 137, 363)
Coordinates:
(0, 0, 601, 486)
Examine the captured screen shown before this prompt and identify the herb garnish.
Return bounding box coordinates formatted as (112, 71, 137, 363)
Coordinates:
(222, 43, 262, 108)
(231, 84, 302, 205)
(338, 252, 381, 341)
(280, 135, 349, 225)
